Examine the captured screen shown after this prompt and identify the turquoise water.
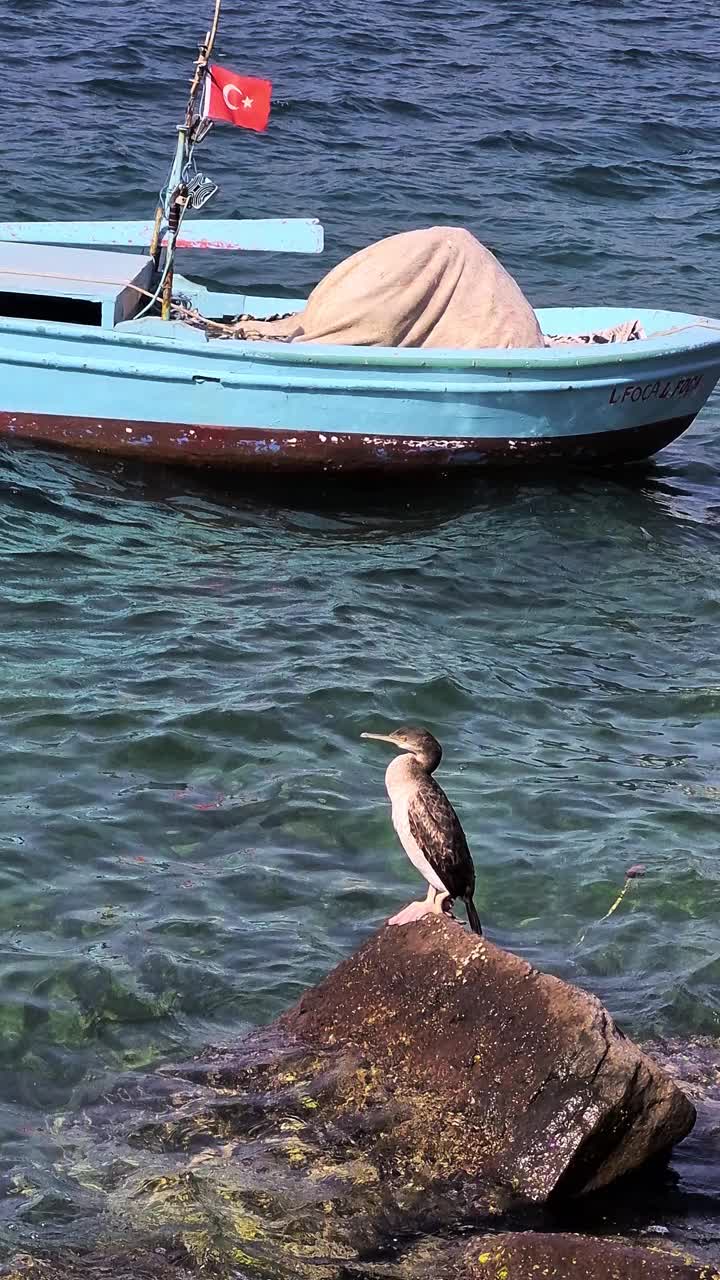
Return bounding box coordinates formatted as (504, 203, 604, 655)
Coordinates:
(1, 444, 720, 1099)
(2, 0, 720, 1251)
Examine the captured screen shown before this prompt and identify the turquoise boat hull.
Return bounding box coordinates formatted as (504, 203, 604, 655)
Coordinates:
(0, 244, 718, 472)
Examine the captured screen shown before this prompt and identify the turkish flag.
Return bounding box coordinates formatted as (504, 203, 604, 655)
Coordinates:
(201, 64, 272, 132)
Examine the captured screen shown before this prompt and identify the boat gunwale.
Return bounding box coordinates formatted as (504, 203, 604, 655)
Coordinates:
(0, 307, 720, 374)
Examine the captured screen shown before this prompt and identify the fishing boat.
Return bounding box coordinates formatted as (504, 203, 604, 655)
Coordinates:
(1, 10, 719, 475)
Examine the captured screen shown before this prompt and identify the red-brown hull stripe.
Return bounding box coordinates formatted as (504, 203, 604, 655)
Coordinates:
(0, 412, 697, 471)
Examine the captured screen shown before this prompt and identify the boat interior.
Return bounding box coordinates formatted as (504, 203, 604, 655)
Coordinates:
(0, 222, 319, 332)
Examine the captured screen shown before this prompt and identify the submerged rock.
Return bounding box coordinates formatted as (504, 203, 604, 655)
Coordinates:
(467, 1232, 720, 1278)
(644, 1037, 720, 1106)
(1, 1249, 194, 1280)
(5, 1233, 717, 1280)
(391, 1231, 720, 1279)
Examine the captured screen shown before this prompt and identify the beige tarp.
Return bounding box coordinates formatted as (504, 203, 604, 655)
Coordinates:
(238, 226, 545, 349)
(229, 226, 644, 349)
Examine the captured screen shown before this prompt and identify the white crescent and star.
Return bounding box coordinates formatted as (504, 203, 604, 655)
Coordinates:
(222, 84, 255, 111)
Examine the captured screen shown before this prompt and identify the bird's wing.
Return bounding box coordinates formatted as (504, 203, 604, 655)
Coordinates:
(407, 781, 475, 901)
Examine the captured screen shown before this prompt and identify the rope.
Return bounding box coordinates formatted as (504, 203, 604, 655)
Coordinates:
(648, 319, 720, 339)
(575, 864, 647, 948)
(0, 266, 156, 298)
(169, 301, 295, 339)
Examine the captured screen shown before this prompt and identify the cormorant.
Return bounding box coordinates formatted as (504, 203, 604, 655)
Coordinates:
(360, 725, 482, 934)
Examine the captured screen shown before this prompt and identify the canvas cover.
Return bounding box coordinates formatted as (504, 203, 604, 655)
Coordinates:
(239, 226, 545, 349)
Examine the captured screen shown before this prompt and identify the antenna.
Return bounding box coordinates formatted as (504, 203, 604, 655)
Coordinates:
(147, 0, 223, 319)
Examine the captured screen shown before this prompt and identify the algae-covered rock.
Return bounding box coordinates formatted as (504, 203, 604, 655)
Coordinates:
(276, 915, 695, 1198)
(0, 918, 702, 1280)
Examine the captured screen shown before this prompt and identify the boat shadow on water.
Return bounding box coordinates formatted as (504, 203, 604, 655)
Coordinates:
(0, 435, 694, 524)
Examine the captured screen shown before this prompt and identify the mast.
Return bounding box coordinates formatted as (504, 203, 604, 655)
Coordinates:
(149, 0, 222, 320)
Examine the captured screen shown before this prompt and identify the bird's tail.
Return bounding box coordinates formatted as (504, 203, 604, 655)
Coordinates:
(465, 895, 482, 935)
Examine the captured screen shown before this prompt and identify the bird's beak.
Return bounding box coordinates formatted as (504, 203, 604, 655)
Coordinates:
(360, 732, 396, 744)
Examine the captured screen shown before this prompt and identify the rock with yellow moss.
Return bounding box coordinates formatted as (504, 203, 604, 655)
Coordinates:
(460, 1232, 718, 1279)
(275, 914, 695, 1199)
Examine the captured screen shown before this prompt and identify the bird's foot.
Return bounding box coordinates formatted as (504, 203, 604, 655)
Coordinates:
(389, 896, 455, 926)
(388, 899, 436, 926)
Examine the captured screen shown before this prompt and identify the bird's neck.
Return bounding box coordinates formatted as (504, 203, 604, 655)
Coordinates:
(385, 748, 440, 793)
(415, 743, 442, 773)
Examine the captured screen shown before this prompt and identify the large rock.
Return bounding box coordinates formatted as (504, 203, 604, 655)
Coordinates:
(279, 915, 695, 1200)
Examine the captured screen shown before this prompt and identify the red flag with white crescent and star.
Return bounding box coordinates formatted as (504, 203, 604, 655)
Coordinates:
(201, 64, 272, 132)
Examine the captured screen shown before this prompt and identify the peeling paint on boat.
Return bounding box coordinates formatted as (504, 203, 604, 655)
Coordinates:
(0, 410, 702, 471)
